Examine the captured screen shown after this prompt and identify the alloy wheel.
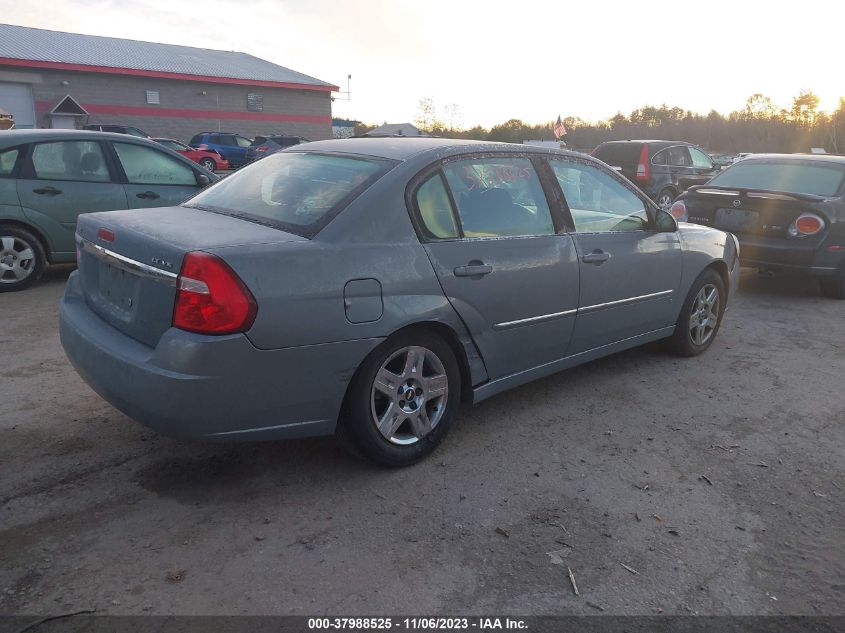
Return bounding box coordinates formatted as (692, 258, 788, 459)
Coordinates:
(370, 346, 449, 445)
(0, 235, 36, 285)
(657, 192, 674, 211)
(689, 283, 720, 346)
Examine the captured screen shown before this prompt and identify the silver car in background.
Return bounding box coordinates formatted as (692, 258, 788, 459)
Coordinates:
(60, 138, 739, 466)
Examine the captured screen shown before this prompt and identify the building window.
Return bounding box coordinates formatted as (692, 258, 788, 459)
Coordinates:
(247, 92, 264, 112)
(145, 90, 160, 105)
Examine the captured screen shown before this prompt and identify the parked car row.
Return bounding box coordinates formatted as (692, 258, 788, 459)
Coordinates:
(77, 124, 309, 170)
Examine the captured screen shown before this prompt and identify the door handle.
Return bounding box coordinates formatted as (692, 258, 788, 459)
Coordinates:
(136, 191, 160, 200)
(33, 186, 62, 196)
(582, 249, 611, 264)
(454, 263, 493, 278)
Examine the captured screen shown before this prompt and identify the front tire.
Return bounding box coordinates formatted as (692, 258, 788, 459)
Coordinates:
(0, 226, 46, 292)
(340, 330, 461, 467)
(667, 269, 726, 357)
(199, 157, 216, 171)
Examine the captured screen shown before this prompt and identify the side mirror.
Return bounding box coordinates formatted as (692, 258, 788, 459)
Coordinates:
(655, 208, 678, 232)
(196, 173, 211, 187)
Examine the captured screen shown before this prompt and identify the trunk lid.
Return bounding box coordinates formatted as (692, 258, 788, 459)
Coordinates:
(683, 185, 830, 238)
(76, 206, 306, 347)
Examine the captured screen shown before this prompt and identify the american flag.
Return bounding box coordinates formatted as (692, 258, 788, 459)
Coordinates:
(553, 115, 567, 139)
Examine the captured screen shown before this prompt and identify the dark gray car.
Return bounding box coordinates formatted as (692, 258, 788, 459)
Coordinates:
(59, 138, 739, 466)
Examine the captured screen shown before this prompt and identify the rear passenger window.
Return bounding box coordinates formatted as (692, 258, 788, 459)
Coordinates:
(442, 157, 554, 238)
(113, 143, 197, 186)
(550, 160, 650, 232)
(0, 148, 19, 176)
(31, 141, 110, 182)
(667, 146, 692, 166)
(415, 173, 459, 239)
(651, 149, 667, 165)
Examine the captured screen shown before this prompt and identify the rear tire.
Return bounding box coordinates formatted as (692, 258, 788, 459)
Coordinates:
(819, 273, 845, 300)
(339, 330, 461, 467)
(0, 225, 46, 292)
(667, 269, 726, 357)
(199, 157, 216, 171)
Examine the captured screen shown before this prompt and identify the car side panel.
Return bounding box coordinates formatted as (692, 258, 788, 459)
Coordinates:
(675, 223, 739, 320)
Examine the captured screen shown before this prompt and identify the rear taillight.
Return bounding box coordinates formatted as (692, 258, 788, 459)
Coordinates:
(788, 213, 824, 237)
(257, 146, 269, 152)
(172, 251, 257, 335)
(636, 144, 650, 181)
(670, 200, 688, 222)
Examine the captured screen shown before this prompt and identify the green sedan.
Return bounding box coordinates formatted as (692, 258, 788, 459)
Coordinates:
(0, 129, 217, 291)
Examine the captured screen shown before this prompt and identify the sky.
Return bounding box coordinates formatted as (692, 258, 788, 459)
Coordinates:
(3, 0, 844, 128)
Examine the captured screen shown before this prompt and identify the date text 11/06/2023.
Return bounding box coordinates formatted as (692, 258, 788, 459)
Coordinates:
(307, 617, 528, 630)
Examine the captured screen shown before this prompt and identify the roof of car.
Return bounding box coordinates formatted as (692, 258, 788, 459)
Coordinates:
(0, 129, 159, 144)
(295, 137, 587, 162)
(0, 24, 336, 90)
(740, 153, 845, 164)
(601, 139, 694, 146)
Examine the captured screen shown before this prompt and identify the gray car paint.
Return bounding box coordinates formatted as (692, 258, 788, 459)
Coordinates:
(60, 138, 739, 441)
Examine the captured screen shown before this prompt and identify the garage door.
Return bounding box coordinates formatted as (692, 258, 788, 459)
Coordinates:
(0, 82, 36, 128)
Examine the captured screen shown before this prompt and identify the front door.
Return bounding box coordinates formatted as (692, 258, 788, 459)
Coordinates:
(110, 141, 203, 208)
(413, 156, 580, 379)
(16, 139, 126, 255)
(546, 157, 683, 354)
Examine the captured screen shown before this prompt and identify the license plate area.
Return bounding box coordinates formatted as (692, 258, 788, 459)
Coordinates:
(715, 207, 758, 232)
(99, 262, 139, 316)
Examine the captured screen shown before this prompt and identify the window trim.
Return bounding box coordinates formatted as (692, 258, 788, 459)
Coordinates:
(405, 151, 567, 243)
(21, 140, 119, 184)
(543, 154, 659, 234)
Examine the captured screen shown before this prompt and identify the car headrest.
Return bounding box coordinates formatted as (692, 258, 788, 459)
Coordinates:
(80, 152, 101, 173)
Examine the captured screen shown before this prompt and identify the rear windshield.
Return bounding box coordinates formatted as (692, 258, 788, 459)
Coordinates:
(709, 160, 845, 197)
(185, 152, 394, 237)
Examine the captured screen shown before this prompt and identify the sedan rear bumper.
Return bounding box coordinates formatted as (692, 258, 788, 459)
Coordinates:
(737, 234, 845, 276)
(59, 271, 381, 441)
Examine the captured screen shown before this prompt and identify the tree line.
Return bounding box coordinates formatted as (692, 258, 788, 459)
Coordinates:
(354, 91, 845, 154)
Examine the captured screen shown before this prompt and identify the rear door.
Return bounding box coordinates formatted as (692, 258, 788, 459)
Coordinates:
(16, 139, 127, 255)
(110, 141, 204, 208)
(413, 155, 580, 379)
(546, 157, 682, 354)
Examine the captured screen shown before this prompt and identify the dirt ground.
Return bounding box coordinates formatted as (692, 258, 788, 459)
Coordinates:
(1, 265, 843, 616)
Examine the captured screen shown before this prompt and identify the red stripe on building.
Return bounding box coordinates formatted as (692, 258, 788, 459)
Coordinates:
(0, 57, 339, 92)
(35, 101, 331, 124)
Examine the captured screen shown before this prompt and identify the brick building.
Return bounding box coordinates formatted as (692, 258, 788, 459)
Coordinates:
(0, 24, 337, 141)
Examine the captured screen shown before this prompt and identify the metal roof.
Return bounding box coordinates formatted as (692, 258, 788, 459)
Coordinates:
(0, 24, 336, 90)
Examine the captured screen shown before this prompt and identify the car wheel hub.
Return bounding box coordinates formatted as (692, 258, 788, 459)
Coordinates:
(0, 236, 35, 283)
(370, 346, 448, 446)
(689, 283, 719, 346)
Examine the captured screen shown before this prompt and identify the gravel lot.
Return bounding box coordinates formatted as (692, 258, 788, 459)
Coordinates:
(1, 266, 843, 616)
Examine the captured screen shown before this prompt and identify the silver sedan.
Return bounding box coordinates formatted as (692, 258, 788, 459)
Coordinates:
(60, 138, 739, 466)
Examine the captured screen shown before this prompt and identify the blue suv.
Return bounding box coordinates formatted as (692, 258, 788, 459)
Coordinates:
(189, 132, 252, 167)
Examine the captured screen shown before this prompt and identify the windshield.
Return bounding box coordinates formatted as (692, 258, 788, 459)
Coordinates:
(185, 152, 394, 237)
(709, 160, 845, 197)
